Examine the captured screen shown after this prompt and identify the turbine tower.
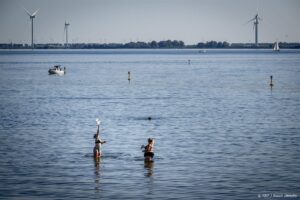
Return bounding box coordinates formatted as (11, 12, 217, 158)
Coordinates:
(23, 7, 40, 49)
(246, 13, 262, 47)
(64, 22, 70, 48)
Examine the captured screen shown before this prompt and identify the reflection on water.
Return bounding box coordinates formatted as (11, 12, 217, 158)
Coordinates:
(144, 160, 154, 196)
(94, 157, 101, 192)
(144, 161, 154, 177)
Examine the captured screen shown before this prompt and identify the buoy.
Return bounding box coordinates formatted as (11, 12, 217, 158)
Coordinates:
(128, 71, 131, 83)
(270, 75, 274, 87)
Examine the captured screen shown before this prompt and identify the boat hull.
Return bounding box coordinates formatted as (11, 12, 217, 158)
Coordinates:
(48, 69, 65, 75)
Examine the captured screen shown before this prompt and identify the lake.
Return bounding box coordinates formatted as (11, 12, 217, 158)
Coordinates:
(0, 49, 299, 199)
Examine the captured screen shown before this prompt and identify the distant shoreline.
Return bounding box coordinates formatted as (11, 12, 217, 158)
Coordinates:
(1, 40, 300, 49)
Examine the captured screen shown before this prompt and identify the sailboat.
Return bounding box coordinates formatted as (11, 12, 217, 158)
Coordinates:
(273, 41, 280, 52)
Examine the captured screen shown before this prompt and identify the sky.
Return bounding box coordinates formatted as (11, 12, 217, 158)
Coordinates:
(0, 0, 299, 45)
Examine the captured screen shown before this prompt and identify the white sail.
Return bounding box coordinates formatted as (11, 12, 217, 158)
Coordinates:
(273, 41, 280, 51)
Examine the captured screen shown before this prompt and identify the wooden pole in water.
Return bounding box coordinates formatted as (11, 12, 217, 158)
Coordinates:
(270, 75, 274, 87)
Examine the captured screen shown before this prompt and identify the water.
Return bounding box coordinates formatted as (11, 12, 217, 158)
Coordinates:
(0, 49, 299, 200)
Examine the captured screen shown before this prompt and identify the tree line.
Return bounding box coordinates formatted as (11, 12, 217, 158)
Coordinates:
(76, 40, 186, 49)
(1, 40, 300, 49)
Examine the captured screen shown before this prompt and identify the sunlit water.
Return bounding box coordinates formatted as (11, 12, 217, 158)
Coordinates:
(0, 49, 299, 199)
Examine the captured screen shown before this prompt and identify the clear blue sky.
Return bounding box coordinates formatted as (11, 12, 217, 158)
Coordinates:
(0, 0, 299, 44)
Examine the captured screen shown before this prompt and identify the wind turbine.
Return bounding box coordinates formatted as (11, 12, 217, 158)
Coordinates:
(64, 21, 70, 48)
(246, 12, 262, 47)
(23, 7, 39, 49)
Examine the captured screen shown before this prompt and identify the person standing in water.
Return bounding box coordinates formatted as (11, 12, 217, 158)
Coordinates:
(93, 122, 106, 158)
(143, 138, 155, 162)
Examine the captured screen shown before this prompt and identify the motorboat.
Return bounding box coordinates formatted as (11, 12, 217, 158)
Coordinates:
(48, 65, 66, 75)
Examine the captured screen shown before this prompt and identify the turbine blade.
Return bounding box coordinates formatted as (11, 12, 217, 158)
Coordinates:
(243, 18, 255, 25)
(22, 6, 32, 16)
(32, 8, 40, 16)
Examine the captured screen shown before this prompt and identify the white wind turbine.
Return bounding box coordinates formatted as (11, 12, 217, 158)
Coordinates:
(23, 7, 40, 49)
(64, 21, 70, 48)
(246, 12, 262, 47)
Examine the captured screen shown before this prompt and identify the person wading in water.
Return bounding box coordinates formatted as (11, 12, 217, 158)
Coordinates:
(93, 120, 106, 158)
(142, 138, 155, 162)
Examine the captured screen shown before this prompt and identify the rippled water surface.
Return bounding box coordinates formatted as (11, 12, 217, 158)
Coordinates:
(0, 49, 300, 200)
